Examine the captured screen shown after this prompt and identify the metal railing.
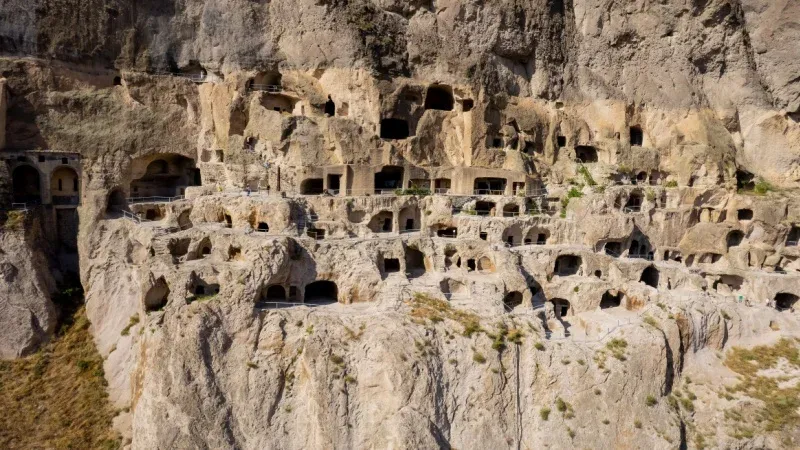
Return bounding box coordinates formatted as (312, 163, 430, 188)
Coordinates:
(249, 84, 282, 93)
(150, 71, 210, 83)
(623, 205, 642, 213)
(628, 253, 654, 261)
(120, 209, 146, 224)
(10, 203, 28, 211)
(473, 189, 507, 196)
(254, 301, 325, 310)
(786, 240, 799, 247)
(128, 196, 185, 204)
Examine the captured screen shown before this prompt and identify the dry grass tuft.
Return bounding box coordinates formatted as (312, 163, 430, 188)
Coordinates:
(723, 338, 800, 434)
(0, 306, 120, 449)
(406, 293, 482, 336)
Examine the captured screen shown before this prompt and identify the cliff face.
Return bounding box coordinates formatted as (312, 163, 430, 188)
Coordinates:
(1, 1, 800, 448)
(0, 210, 57, 359)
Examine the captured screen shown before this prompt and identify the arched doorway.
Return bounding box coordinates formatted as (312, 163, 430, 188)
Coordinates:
(265, 285, 287, 302)
(775, 293, 798, 312)
(305, 281, 338, 305)
(106, 188, 127, 213)
(12, 165, 41, 204)
(551, 298, 571, 319)
(503, 291, 523, 311)
(50, 167, 80, 205)
(640, 266, 659, 288)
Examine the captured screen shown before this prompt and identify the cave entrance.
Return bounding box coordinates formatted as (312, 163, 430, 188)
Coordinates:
(474, 178, 507, 195)
(787, 227, 800, 246)
(738, 209, 753, 221)
(736, 170, 755, 191)
(630, 126, 644, 146)
(405, 247, 426, 277)
(554, 255, 581, 276)
(327, 174, 341, 193)
(775, 293, 798, 312)
(380, 118, 410, 140)
(605, 242, 621, 257)
(436, 227, 458, 238)
(324, 95, 336, 116)
(624, 192, 643, 213)
(144, 277, 170, 312)
(600, 291, 623, 309)
(424, 84, 454, 111)
(12, 165, 41, 204)
(130, 154, 199, 198)
(266, 285, 286, 302)
(434, 178, 451, 194)
(375, 166, 404, 193)
(305, 281, 338, 305)
(551, 298, 571, 319)
(475, 201, 496, 217)
(726, 230, 744, 249)
(503, 291, 523, 311)
(383, 258, 401, 274)
(575, 146, 598, 163)
(301, 178, 324, 195)
(640, 266, 659, 288)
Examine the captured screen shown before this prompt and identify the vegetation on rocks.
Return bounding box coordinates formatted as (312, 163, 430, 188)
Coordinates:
(0, 301, 120, 449)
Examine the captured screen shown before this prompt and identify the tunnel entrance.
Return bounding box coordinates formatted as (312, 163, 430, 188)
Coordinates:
(380, 118, 410, 140)
(503, 291, 523, 311)
(305, 281, 338, 305)
(554, 255, 581, 276)
(474, 178, 507, 195)
(640, 266, 659, 288)
(324, 95, 336, 116)
(301, 178, 324, 195)
(265, 285, 286, 302)
(630, 127, 644, 146)
(106, 188, 127, 213)
(551, 298, 571, 319)
(575, 146, 598, 163)
(375, 166, 404, 192)
(726, 230, 744, 249)
(424, 84, 454, 111)
(775, 293, 798, 311)
(406, 247, 426, 277)
(12, 165, 41, 204)
(130, 154, 199, 198)
(600, 291, 623, 309)
(144, 277, 170, 312)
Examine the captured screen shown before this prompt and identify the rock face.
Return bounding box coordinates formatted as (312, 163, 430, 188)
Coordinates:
(0, 211, 57, 359)
(1, 0, 800, 448)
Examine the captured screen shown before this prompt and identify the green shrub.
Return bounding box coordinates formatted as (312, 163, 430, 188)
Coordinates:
(645, 395, 658, 407)
(567, 187, 584, 199)
(120, 315, 140, 336)
(540, 407, 551, 421)
(577, 166, 596, 186)
(665, 180, 678, 188)
(472, 352, 486, 364)
(753, 179, 773, 195)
